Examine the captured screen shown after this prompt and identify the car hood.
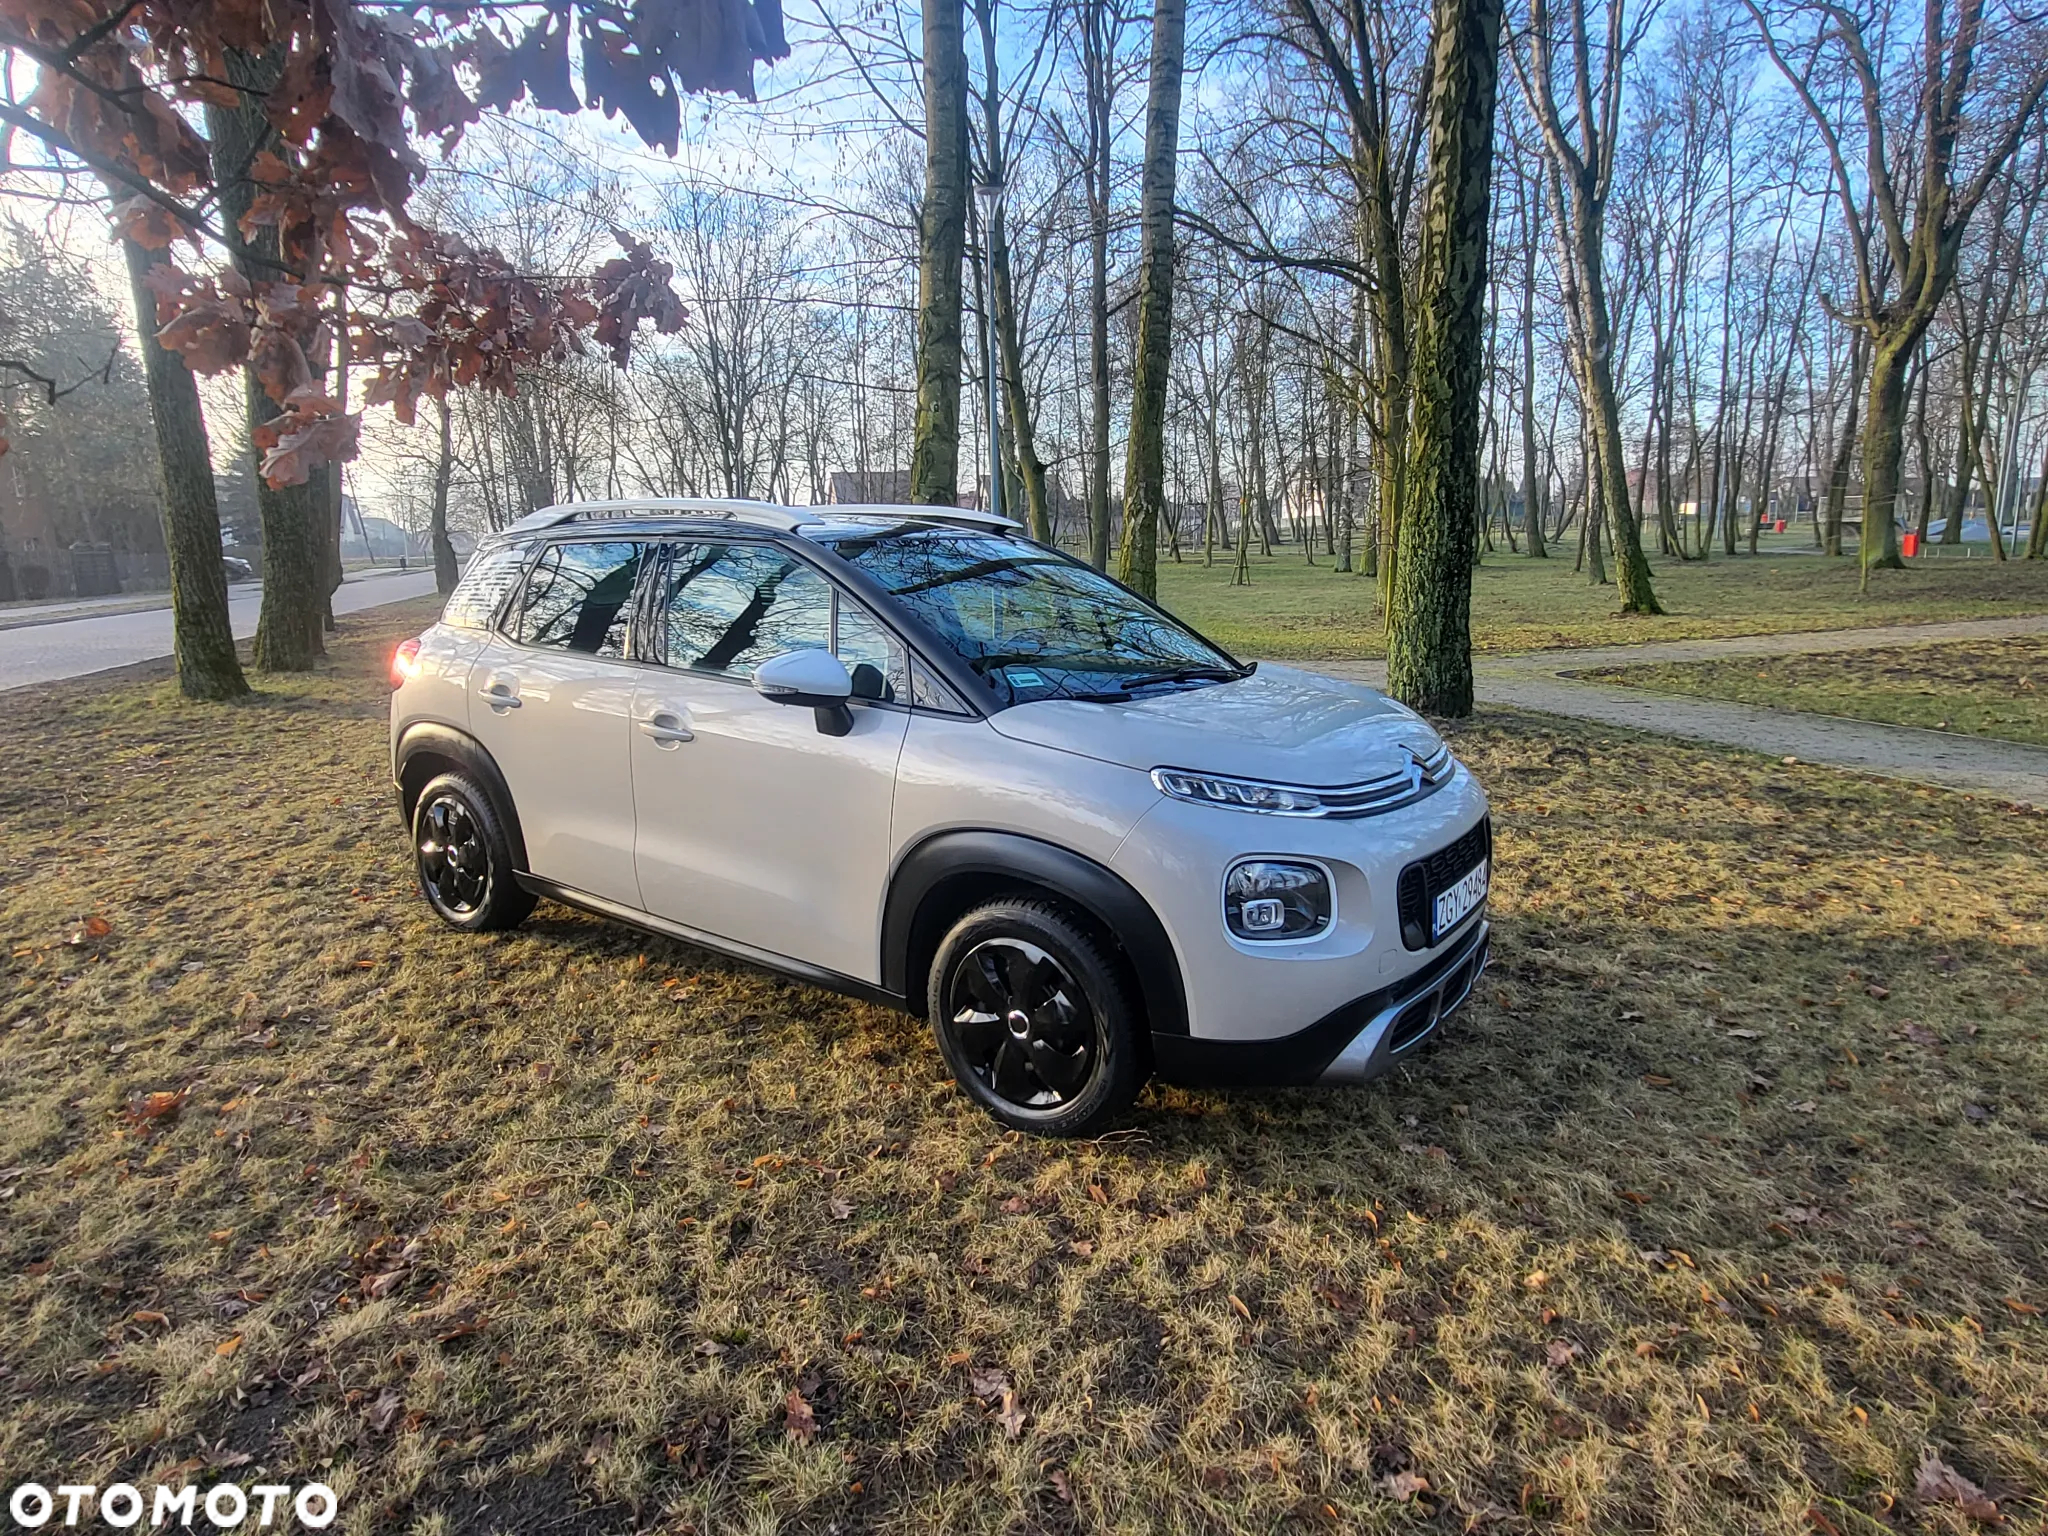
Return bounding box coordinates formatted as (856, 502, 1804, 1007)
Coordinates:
(986, 663, 1444, 783)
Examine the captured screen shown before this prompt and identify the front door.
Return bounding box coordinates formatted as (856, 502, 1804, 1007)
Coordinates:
(630, 540, 908, 983)
(467, 537, 647, 906)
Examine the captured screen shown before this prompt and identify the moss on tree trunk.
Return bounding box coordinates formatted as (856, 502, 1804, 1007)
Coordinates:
(120, 238, 249, 702)
(1385, 0, 1504, 717)
(909, 0, 967, 507)
(1115, 0, 1186, 601)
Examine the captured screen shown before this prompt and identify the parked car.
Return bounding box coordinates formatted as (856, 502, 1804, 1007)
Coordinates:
(222, 555, 255, 582)
(388, 500, 1492, 1134)
(1923, 517, 2033, 546)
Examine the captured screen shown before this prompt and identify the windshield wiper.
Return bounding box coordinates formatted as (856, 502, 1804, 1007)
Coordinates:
(1115, 665, 1249, 692)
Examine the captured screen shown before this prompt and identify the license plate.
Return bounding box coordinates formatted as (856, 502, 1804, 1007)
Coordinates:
(1432, 859, 1488, 940)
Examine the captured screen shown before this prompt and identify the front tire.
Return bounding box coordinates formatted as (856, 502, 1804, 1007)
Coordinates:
(411, 772, 534, 933)
(927, 899, 1145, 1136)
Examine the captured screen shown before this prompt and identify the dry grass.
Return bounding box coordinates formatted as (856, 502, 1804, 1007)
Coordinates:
(1582, 636, 2048, 748)
(3, 603, 2045, 1535)
(1155, 548, 2048, 662)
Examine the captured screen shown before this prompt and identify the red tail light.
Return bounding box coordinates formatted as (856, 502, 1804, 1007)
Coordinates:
(389, 637, 423, 689)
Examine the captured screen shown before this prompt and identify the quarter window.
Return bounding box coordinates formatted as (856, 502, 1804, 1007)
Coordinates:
(442, 541, 530, 630)
(835, 600, 909, 702)
(511, 541, 645, 657)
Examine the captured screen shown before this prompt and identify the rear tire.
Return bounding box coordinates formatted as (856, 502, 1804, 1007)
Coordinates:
(411, 772, 534, 933)
(928, 899, 1145, 1136)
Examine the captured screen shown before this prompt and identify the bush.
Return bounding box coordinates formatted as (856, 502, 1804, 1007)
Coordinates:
(17, 564, 51, 601)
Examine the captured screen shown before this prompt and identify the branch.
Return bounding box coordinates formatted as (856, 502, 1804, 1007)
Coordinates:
(0, 345, 118, 406)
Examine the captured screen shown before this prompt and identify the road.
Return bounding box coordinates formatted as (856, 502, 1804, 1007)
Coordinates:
(0, 567, 441, 692)
(1305, 613, 2048, 809)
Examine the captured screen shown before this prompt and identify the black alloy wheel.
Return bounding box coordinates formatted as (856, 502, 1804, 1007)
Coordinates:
(928, 899, 1144, 1135)
(409, 771, 534, 932)
(417, 792, 488, 916)
(948, 937, 1097, 1109)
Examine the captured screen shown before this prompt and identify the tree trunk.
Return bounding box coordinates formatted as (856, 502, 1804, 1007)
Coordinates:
(2027, 441, 2048, 559)
(1115, 0, 1186, 600)
(1858, 332, 1914, 579)
(909, 0, 968, 506)
(206, 52, 324, 671)
(1520, 198, 1547, 557)
(1822, 334, 1864, 557)
(431, 396, 460, 594)
(1385, 0, 1502, 716)
(121, 237, 249, 701)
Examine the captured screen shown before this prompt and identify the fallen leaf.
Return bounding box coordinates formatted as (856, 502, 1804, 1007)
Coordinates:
(1642, 1073, 1675, 1088)
(362, 1268, 408, 1300)
(1229, 1294, 1253, 1322)
(1544, 1339, 1579, 1368)
(996, 1388, 1027, 1439)
(215, 1334, 241, 1357)
(1915, 1452, 1997, 1521)
(828, 1196, 854, 1220)
(1380, 1470, 1430, 1502)
(582, 1431, 614, 1465)
(1524, 1270, 1549, 1290)
(1865, 984, 1889, 1000)
(999, 1195, 1028, 1214)
(967, 1364, 1008, 1399)
(783, 1388, 817, 1443)
(1903, 1023, 1940, 1047)
(1049, 1468, 1073, 1504)
(368, 1385, 404, 1433)
(695, 1339, 728, 1357)
(132, 1309, 169, 1326)
(2004, 1297, 2040, 1316)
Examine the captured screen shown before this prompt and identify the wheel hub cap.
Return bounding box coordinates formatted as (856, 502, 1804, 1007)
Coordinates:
(947, 938, 1098, 1111)
(417, 795, 488, 915)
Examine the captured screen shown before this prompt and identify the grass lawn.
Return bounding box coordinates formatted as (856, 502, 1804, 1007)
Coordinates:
(1154, 546, 2048, 663)
(3, 603, 2045, 1534)
(1580, 636, 2048, 749)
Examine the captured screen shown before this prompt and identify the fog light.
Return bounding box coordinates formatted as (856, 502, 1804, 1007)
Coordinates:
(1224, 861, 1332, 941)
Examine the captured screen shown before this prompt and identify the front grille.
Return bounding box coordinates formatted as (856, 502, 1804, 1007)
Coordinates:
(1396, 816, 1491, 950)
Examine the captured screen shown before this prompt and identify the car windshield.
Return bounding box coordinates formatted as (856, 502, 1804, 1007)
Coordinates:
(825, 526, 1246, 707)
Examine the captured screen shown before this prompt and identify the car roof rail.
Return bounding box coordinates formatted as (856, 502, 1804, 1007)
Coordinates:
(824, 503, 1025, 533)
(504, 499, 825, 535)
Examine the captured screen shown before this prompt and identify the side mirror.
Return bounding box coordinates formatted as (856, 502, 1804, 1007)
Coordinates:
(753, 649, 856, 736)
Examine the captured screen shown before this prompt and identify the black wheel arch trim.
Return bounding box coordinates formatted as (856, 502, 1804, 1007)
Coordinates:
(393, 723, 529, 872)
(882, 829, 1189, 1036)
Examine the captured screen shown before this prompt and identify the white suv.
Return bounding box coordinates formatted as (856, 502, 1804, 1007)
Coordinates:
(389, 500, 1491, 1135)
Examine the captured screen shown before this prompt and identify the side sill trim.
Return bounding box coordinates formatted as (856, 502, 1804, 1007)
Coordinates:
(515, 874, 908, 1013)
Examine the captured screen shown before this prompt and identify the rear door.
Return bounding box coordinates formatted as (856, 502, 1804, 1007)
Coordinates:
(467, 538, 649, 906)
(630, 541, 909, 982)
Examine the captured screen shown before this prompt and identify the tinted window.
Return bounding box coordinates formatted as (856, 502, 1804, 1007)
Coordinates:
(827, 528, 1241, 707)
(442, 541, 530, 630)
(512, 541, 644, 657)
(835, 601, 908, 702)
(658, 543, 831, 679)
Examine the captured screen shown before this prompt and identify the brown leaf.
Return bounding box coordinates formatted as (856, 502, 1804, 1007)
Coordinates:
(1915, 1452, 1997, 1521)
(215, 1334, 242, 1357)
(125, 1087, 191, 1124)
(1228, 1294, 1253, 1322)
(783, 1388, 817, 1443)
(132, 1310, 169, 1327)
(828, 1196, 853, 1220)
(996, 1388, 1027, 1440)
(367, 1385, 404, 1433)
(1049, 1468, 1073, 1504)
(966, 1364, 1008, 1400)
(1380, 1470, 1430, 1502)
(1544, 1339, 1579, 1368)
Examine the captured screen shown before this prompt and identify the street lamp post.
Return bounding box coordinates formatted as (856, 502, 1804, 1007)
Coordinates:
(974, 180, 1007, 523)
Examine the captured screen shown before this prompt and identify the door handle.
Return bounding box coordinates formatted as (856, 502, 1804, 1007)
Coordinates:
(638, 711, 693, 745)
(480, 683, 521, 710)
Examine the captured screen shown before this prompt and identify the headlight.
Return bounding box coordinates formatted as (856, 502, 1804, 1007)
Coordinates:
(1153, 746, 1453, 819)
(1224, 860, 1332, 940)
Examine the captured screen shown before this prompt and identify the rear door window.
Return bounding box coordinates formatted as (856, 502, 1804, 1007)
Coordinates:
(510, 541, 646, 658)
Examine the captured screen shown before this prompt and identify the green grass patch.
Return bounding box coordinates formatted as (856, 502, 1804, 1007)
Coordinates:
(1153, 545, 2048, 662)
(1583, 636, 2048, 748)
(2, 608, 2045, 1532)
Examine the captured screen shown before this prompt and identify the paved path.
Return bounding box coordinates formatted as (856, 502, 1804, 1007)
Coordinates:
(1303, 613, 2048, 808)
(0, 567, 440, 692)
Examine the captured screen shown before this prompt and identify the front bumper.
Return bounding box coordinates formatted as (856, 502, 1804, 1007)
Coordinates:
(1150, 916, 1489, 1087)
